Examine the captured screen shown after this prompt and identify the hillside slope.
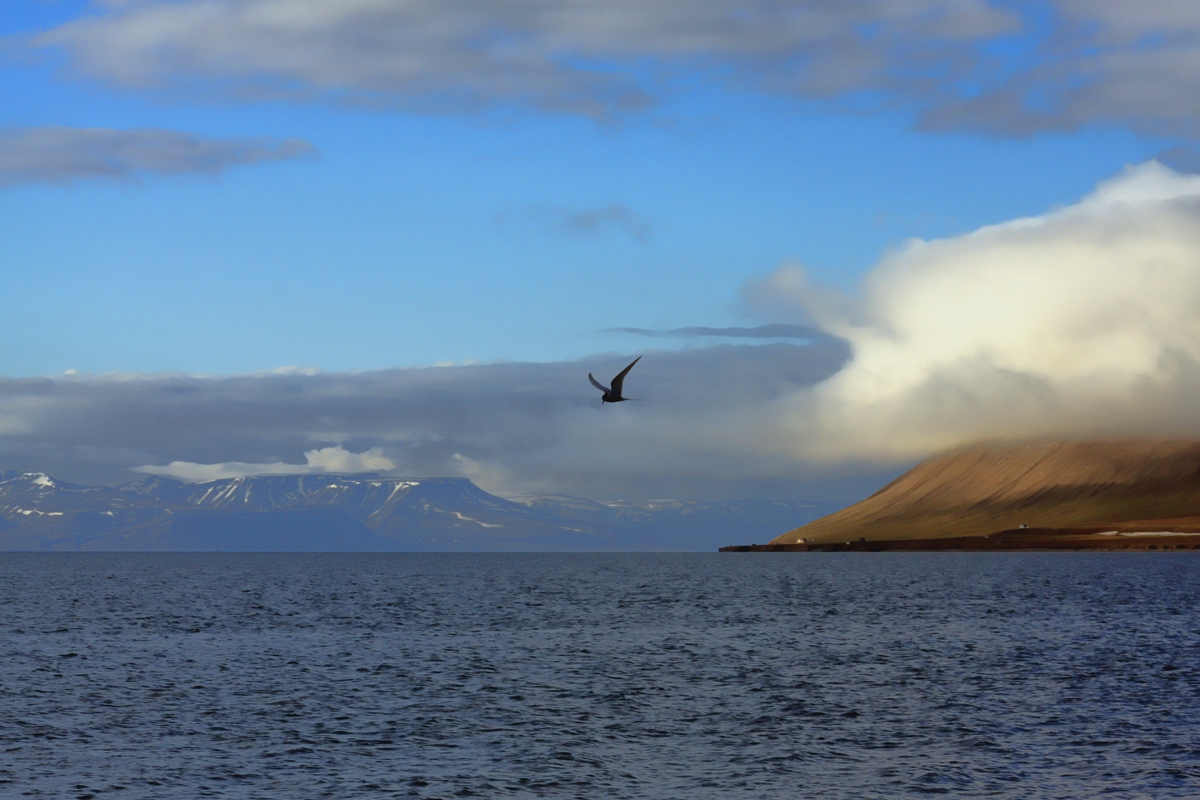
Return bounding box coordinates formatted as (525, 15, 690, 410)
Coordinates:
(772, 440, 1200, 544)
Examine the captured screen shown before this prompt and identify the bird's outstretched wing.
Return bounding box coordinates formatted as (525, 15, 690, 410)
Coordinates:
(609, 356, 641, 396)
(588, 373, 610, 393)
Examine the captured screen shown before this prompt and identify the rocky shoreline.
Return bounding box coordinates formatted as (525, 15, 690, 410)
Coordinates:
(722, 527, 1200, 552)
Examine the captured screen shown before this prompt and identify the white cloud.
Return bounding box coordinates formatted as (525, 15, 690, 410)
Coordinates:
(29, 2, 1200, 139)
(0, 126, 316, 187)
(916, 2, 1200, 138)
(451, 452, 534, 499)
(756, 161, 1200, 462)
(133, 445, 395, 481)
(29, 0, 1014, 119)
(30, 1, 1200, 139)
(304, 445, 395, 473)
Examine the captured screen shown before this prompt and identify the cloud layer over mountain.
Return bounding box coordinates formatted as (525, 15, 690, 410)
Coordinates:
(133, 445, 396, 482)
(752, 161, 1200, 461)
(0, 341, 853, 500)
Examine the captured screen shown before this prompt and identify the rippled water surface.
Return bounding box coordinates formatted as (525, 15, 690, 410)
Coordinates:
(3, 552, 1200, 799)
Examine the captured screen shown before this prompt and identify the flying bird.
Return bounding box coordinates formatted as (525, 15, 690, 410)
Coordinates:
(589, 356, 641, 404)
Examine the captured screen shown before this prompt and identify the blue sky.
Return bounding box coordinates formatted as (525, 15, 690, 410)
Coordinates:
(4, 1, 1200, 501)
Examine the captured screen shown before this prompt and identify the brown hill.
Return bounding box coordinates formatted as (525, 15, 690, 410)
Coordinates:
(772, 440, 1200, 544)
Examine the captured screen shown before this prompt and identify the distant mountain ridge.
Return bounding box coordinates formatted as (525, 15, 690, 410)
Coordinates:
(0, 471, 840, 552)
(771, 440, 1200, 544)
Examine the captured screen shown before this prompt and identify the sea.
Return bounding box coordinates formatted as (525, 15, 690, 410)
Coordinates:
(2, 552, 1199, 799)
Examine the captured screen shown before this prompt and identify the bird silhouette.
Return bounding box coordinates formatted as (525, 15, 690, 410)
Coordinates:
(589, 356, 641, 404)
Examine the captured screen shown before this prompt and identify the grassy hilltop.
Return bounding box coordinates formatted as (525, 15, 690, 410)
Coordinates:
(772, 440, 1200, 545)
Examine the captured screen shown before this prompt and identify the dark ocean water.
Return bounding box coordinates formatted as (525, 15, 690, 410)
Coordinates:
(2, 552, 1199, 799)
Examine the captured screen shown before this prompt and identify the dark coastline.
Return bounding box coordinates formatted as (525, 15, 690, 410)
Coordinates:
(721, 528, 1200, 552)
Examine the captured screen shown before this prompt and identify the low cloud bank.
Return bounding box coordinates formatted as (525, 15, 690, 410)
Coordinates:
(0, 127, 316, 187)
(133, 446, 395, 482)
(751, 161, 1200, 462)
(0, 341, 852, 500)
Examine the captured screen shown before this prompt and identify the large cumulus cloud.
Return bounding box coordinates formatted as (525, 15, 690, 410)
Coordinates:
(751, 161, 1200, 462)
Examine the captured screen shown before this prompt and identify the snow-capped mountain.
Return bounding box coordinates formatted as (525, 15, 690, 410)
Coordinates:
(0, 471, 842, 552)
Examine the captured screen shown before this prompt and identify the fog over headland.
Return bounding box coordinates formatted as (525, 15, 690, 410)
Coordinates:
(752, 161, 1200, 461)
